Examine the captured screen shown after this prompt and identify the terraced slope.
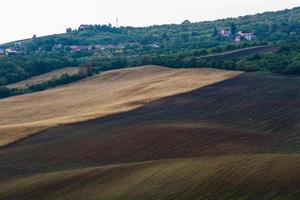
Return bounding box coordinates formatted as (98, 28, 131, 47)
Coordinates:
(0, 66, 240, 146)
(6, 67, 80, 89)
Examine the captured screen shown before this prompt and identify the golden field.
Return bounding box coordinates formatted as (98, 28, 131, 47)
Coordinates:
(0, 65, 241, 146)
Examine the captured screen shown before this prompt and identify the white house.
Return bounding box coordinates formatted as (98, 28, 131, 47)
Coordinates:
(244, 33, 255, 41)
(236, 31, 255, 41)
(5, 48, 18, 56)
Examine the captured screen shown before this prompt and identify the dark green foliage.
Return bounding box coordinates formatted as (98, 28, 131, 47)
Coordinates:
(0, 87, 11, 98)
(231, 23, 237, 36)
(0, 71, 93, 99)
(27, 73, 83, 92)
(213, 27, 218, 37)
(285, 53, 300, 74)
(0, 87, 22, 98)
(0, 52, 77, 85)
(0, 43, 299, 99)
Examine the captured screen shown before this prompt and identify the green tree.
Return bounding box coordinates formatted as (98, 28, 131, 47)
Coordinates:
(66, 28, 73, 33)
(213, 27, 218, 37)
(0, 87, 11, 98)
(231, 23, 237, 35)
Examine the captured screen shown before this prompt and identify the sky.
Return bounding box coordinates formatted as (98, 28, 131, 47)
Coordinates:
(0, 0, 299, 44)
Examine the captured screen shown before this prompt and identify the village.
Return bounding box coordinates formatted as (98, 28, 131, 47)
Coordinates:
(0, 24, 255, 57)
(219, 28, 256, 42)
(0, 46, 20, 56)
(0, 42, 127, 57)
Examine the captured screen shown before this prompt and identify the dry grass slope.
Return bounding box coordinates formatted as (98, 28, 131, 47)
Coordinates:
(0, 65, 241, 146)
(1, 155, 300, 200)
(7, 67, 80, 89)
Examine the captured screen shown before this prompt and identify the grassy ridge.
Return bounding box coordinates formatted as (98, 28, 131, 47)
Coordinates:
(1, 155, 300, 200)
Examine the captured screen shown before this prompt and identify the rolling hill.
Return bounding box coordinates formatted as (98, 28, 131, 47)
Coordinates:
(0, 65, 241, 146)
(1, 155, 300, 200)
(0, 68, 299, 199)
(0, 6, 299, 200)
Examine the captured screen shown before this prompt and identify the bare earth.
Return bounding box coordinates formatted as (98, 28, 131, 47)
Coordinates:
(0, 65, 241, 146)
(7, 67, 80, 89)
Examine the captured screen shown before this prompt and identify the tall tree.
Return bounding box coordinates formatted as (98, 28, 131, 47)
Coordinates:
(231, 23, 237, 35)
(213, 27, 218, 37)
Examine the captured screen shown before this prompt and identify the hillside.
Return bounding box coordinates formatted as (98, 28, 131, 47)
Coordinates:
(0, 7, 300, 198)
(4, 7, 299, 50)
(200, 45, 280, 61)
(0, 69, 299, 199)
(7, 67, 79, 89)
(1, 155, 300, 200)
(0, 65, 241, 146)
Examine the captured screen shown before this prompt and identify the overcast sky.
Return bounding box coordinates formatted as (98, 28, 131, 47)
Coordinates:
(0, 0, 299, 44)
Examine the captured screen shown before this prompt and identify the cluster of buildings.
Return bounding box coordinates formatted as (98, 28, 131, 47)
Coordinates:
(0, 42, 26, 56)
(220, 29, 255, 42)
(53, 44, 126, 52)
(69, 44, 125, 51)
(0, 47, 20, 56)
(235, 31, 256, 42)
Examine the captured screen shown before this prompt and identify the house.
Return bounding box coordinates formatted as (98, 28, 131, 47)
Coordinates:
(0, 48, 4, 55)
(5, 48, 18, 56)
(236, 31, 255, 41)
(243, 33, 255, 41)
(220, 29, 230, 37)
(78, 24, 91, 31)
